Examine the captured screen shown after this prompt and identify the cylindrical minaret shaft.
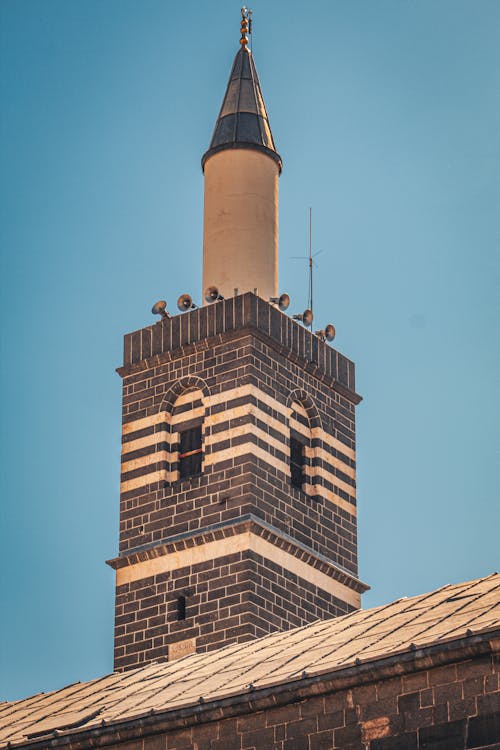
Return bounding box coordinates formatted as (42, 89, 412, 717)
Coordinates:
(203, 149, 279, 301)
(201, 30, 282, 302)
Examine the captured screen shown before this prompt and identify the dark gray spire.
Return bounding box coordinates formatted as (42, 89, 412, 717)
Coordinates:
(202, 46, 282, 172)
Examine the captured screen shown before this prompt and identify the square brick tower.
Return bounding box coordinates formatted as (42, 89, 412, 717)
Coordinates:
(107, 15, 368, 672)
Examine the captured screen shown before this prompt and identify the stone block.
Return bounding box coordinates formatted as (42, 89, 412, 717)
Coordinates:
(371, 733, 417, 750)
(467, 712, 500, 748)
(419, 718, 466, 749)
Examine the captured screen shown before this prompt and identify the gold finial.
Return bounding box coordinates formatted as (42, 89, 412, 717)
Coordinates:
(240, 6, 252, 47)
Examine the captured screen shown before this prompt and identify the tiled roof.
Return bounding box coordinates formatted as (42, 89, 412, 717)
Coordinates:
(1, 574, 499, 747)
(201, 46, 282, 171)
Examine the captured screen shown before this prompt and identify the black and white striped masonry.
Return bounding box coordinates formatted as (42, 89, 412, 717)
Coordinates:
(108, 293, 368, 672)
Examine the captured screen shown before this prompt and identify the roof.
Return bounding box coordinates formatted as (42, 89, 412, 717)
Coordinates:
(201, 46, 282, 172)
(1, 574, 499, 748)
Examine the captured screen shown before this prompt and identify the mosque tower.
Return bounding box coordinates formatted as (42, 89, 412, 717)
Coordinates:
(107, 11, 368, 671)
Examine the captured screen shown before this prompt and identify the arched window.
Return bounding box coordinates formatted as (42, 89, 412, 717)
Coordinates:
(170, 387, 205, 482)
(179, 426, 202, 477)
(290, 435, 305, 489)
(289, 400, 312, 493)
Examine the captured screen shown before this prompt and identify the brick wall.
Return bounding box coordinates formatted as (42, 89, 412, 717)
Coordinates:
(118, 330, 359, 570)
(99, 652, 500, 749)
(122, 293, 357, 398)
(114, 547, 355, 671)
(111, 295, 366, 669)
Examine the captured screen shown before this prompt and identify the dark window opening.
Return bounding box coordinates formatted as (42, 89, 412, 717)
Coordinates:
(179, 426, 202, 478)
(177, 595, 186, 621)
(290, 436, 305, 489)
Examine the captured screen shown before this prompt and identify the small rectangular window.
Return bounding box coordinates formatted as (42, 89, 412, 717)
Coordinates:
(177, 595, 186, 621)
(290, 436, 305, 489)
(179, 426, 202, 478)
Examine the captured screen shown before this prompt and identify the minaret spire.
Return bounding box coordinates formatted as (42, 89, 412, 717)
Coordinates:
(201, 16, 281, 172)
(201, 11, 281, 301)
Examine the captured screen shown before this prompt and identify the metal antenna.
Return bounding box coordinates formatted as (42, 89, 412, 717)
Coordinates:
(291, 207, 323, 315)
(308, 207, 313, 316)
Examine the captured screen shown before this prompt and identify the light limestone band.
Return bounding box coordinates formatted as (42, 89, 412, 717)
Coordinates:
(122, 384, 355, 459)
(120, 435, 356, 516)
(120, 384, 357, 514)
(121, 430, 355, 486)
(115, 531, 361, 609)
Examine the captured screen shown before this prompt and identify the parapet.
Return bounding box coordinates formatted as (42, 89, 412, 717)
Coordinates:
(120, 293, 360, 404)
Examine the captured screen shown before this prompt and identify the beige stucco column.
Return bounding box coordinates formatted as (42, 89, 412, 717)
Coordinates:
(202, 148, 279, 302)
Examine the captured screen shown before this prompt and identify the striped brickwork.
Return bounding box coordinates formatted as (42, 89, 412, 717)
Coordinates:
(110, 294, 367, 670)
(110, 517, 363, 670)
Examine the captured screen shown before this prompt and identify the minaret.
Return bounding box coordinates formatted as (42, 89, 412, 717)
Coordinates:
(108, 13, 367, 672)
(202, 11, 281, 301)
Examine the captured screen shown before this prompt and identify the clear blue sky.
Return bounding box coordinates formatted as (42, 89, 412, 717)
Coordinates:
(1, 1, 498, 701)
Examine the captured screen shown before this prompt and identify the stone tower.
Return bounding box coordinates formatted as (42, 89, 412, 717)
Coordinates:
(107, 16, 368, 672)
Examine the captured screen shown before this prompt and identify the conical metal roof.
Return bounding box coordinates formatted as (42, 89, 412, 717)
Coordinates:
(202, 46, 282, 172)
